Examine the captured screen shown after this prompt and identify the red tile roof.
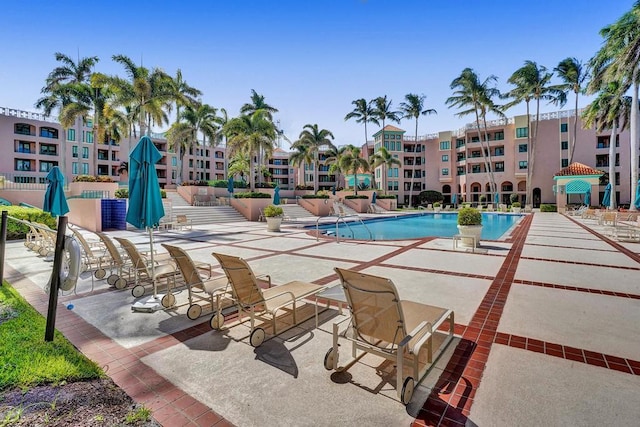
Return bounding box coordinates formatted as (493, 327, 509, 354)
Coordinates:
(382, 125, 404, 132)
(554, 162, 605, 177)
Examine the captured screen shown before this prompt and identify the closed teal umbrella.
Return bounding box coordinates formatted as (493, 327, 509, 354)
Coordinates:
(602, 183, 611, 208)
(126, 136, 164, 301)
(635, 181, 640, 210)
(228, 177, 234, 195)
(494, 192, 500, 205)
(372, 191, 377, 204)
(584, 189, 591, 206)
(273, 186, 280, 205)
(43, 166, 69, 217)
(451, 194, 457, 206)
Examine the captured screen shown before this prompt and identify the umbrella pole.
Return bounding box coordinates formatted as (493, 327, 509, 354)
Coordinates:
(45, 216, 67, 341)
(147, 227, 158, 299)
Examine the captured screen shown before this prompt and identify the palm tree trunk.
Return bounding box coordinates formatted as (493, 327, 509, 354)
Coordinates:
(569, 92, 579, 163)
(609, 122, 617, 209)
(473, 110, 492, 201)
(482, 116, 497, 195)
(530, 100, 540, 208)
(249, 154, 255, 191)
(408, 119, 418, 208)
(630, 82, 639, 211)
(525, 101, 532, 206)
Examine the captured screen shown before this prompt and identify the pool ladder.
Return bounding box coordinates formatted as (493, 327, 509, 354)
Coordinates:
(316, 214, 373, 242)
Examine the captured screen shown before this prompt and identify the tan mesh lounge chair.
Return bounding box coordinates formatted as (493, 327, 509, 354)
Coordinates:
(325, 268, 455, 404)
(68, 226, 113, 282)
(162, 244, 230, 320)
(95, 232, 131, 290)
(211, 252, 325, 347)
(113, 237, 178, 300)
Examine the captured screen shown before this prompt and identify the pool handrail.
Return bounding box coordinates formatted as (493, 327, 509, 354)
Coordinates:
(316, 213, 373, 242)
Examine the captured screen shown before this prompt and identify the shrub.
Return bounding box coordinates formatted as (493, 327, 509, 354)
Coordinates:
(479, 195, 487, 203)
(73, 175, 96, 182)
(510, 193, 519, 204)
(540, 204, 557, 212)
(160, 189, 166, 199)
(233, 192, 271, 199)
(457, 207, 482, 226)
(302, 194, 329, 199)
(263, 205, 284, 217)
(0, 206, 57, 240)
(181, 180, 209, 186)
(255, 182, 276, 188)
(115, 189, 128, 199)
(511, 202, 521, 208)
(295, 185, 314, 190)
(376, 194, 396, 199)
(95, 176, 114, 182)
(345, 195, 368, 199)
(418, 190, 443, 204)
(433, 202, 441, 207)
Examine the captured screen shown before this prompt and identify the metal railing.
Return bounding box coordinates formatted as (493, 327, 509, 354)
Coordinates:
(316, 213, 372, 243)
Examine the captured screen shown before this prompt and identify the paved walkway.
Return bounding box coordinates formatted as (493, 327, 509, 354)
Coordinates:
(4, 212, 640, 426)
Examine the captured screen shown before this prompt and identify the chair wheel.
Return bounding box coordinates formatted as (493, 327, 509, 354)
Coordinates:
(161, 293, 176, 308)
(132, 285, 145, 298)
(210, 312, 224, 329)
(95, 268, 106, 279)
(324, 347, 338, 371)
(187, 304, 202, 320)
(107, 274, 119, 285)
(249, 327, 265, 347)
(114, 278, 127, 290)
(401, 377, 415, 405)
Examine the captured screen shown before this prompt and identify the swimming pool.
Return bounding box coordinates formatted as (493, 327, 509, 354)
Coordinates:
(315, 213, 523, 240)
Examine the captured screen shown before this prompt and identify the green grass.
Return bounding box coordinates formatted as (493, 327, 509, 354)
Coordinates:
(0, 282, 103, 390)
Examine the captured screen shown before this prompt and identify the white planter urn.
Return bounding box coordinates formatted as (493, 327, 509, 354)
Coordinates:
(434, 206, 442, 213)
(266, 216, 282, 232)
(457, 224, 483, 247)
(512, 207, 522, 214)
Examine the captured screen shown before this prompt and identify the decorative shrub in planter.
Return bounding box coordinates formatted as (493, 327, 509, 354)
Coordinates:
(234, 192, 271, 199)
(511, 202, 521, 213)
(540, 204, 557, 212)
(457, 207, 482, 247)
(264, 204, 284, 232)
(433, 202, 442, 213)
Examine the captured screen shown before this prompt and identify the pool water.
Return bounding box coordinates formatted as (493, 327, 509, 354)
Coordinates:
(316, 213, 522, 240)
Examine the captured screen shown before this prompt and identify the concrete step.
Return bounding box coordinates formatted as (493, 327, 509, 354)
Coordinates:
(166, 205, 246, 225)
(280, 204, 317, 220)
(164, 191, 191, 207)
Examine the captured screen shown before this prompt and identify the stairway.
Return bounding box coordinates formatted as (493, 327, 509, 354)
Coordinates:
(169, 205, 246, 225)
(335, 202, 358, 216)
(164, 190, 191, 207)
(280, 203, 318, 221)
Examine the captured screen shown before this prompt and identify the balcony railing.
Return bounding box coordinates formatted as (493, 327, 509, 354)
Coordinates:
(0, 106, 58, 123)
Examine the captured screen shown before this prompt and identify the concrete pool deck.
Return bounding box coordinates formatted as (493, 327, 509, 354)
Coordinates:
(3, 212, 640, 426)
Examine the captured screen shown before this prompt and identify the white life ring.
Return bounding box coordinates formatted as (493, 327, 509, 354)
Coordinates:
(59, 237, 82, 291)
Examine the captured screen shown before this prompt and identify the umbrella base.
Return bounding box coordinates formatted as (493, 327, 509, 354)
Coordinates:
(131, 295, 164, 313)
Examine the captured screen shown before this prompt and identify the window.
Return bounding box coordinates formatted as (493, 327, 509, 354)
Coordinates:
(439, 141, 450, 150)
(471, 165, 481, 173)
(441, 155, 449, 162)
(39, 127, 58, 138)
(519, 161, 528, 169)
(561, 141, 568, 150)
(471, 150, 482, 158)
(16, 141, 32, 153)
(72, 146, 78, 158)
(40, 161, 57, 172)
(494, 147, 504, 156)
(561, 159, 569, 167)
(390, 134, 395, 139)
(384, 134, 389, 139)
(516, 127, 528, 138)
(471, 136, 480, 142)
(615, 172, 620, 185)
(441, 168, 449, 176)
(72, 162, 78, 174)
(560, 123, 568, 132)
(15, 123, 33, 135)
(457, 153, 466, 161)
(457, 166, 465, 176)
(40, 144, 57, 156)
(519, 144, 528, 153)
(15, 159, 31, 171)
(171, 157, 177, 166)
(82, 147, 89, 159)
(82, 163, 89, 174)
(494, 131, 504, 140)
(67, 129, 76, 141)
(494, 162, 505, 172)
(456, 139, 465, 148)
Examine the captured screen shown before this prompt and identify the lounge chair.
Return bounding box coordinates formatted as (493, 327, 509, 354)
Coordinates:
(426, 204, 434, 212)
(567, 205, 587, 216)
(325, 268, 455, 404)
(95, 232, 131, 289)
(162, 244, 230, 320)
(486, 204, 494, 212)
(68, 226, 112, 281)
(211, 252, 325, 347)
(113, 237, 178, 300)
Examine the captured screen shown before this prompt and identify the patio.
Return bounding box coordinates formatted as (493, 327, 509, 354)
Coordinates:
(3, 212, 640, 426)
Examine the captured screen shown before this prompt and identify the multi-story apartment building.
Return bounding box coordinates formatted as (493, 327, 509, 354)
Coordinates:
(367, 110, 634, 208)
(1, 105, 635, 208)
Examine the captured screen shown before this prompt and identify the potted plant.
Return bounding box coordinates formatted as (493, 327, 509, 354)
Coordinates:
(457, 207, 483, 248)
(511, 202, 522, 213)
(263, 204, 284, 232)
(479, 195, 487, 208)
(433, 202, 442, 213)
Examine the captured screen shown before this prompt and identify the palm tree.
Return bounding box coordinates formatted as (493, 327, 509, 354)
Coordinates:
(166, 103, 220, 182)
(291, 124, 336, 193)
(505, 62, 565, 205)
(555, 58, 589, 163)
(289, 142, 313, 188)
(582, 82, 632, 209)
(344, 99, 379, 147)
(324, 145, 348, 190)
(591, 4, 640, 209)
(399, 93, 437, 207)
(339, 145, 370, 195)
(109, 54, 174, 136)
(228, 151, 250, 184)
(446, 68, 502, 201)
(170, 69, 202, 120)
(369, 146, 402, 195)
(240, 89, 279, 121)
(372, 95, 401, 134)
(117, 161, 129, 178)
(224, 112, 276, 191)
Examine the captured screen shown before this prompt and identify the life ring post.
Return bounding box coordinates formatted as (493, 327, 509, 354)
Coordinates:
(0, 210, 7, 285)
(45, 215, 68, 342)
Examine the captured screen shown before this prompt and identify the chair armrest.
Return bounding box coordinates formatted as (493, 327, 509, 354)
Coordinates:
(398, 320, 432, 350)
(256, 274, 272, 288)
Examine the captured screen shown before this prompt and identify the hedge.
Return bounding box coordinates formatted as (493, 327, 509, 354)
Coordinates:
(540, 204, 557, 212)
(345, 195, 368, 199)
(376, 195, 396, 199)
(301, 194, 329, 199)
(233, 192, 271, 199)
(0, 206, 57, 240)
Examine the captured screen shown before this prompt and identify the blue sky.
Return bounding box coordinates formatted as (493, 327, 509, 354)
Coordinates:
(0, 1, 632, 148)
